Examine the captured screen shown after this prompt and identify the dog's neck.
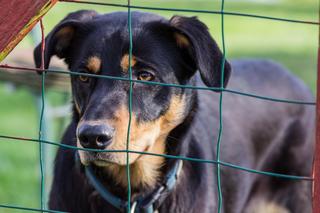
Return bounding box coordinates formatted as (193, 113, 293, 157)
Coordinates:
(102, 135, 167, 191)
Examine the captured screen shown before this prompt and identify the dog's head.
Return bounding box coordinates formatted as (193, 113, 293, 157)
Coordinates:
(34, 10, 231, 168)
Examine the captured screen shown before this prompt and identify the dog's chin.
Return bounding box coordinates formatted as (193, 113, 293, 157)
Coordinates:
(78, 151, 141, 167)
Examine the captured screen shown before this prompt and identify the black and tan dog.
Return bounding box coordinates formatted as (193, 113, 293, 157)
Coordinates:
(34, 10, 314, 213)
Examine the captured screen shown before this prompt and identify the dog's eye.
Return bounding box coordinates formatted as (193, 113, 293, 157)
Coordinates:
(137, 71, 154, 81)
(79, 75, 89, 83)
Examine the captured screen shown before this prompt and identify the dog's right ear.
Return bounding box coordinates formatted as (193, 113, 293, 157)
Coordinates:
(33, 10, 98, 69)
(169, 16, 231, 89)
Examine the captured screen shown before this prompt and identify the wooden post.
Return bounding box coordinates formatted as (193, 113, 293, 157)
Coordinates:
(0, 0, 58, 62)
(313, 10, 320, 212)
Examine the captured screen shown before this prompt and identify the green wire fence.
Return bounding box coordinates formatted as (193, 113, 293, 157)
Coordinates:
(0, 0, 318, 212)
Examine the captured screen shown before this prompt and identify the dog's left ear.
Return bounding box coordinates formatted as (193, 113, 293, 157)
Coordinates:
(170, 16, 231, 88)
(33, 10, 98, 70)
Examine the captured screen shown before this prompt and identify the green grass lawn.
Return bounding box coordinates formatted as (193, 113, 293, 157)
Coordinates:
(0, 0, 318, 211)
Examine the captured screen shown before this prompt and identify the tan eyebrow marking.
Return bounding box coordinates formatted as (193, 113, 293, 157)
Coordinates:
(120, 54, 136, 72)
(86, 56, 101, 73)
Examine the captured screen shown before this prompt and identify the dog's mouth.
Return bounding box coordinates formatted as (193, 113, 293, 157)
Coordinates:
(78, 145, 150, 167)
(80, 152, 116, 166)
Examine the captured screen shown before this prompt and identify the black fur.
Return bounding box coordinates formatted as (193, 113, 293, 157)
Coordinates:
(34, 10, 314, 213)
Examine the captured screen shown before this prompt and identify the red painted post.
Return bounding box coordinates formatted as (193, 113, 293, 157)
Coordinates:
(313, 13, 320, 213)
(0, 0, 58, 62)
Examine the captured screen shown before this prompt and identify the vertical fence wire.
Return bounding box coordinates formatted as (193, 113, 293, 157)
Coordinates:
(126, 0, 133, 211)
(39, 19, 46, 212)
(215, 0, 227, 211)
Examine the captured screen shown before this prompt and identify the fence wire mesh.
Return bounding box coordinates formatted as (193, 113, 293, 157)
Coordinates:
(0, 0, 318, 212)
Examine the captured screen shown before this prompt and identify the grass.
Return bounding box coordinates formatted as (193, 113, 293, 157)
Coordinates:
(0, 0, 318, 211)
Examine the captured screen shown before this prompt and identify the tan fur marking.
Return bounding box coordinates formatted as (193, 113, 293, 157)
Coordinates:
(174, 33, 190, 48)
(87, 56, 101, 73)
(105, 140, 165, 189)
(245, 198, 289, 213)
(120, 54, 136, 72)
(78, 95, 186, 188)
(159, 95, 186, 134)
(73, 99, 81, 114)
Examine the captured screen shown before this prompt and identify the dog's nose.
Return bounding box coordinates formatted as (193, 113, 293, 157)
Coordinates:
(78, 124, 114, 149)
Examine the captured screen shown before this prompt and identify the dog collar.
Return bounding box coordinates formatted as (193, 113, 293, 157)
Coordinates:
(76, 152, 183, 213)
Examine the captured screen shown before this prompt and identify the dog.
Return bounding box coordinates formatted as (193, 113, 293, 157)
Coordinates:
(34, 10, 315, 213)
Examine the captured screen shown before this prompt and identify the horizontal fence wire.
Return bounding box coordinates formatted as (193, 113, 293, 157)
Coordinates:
(59, 0, 320, 26)
(0, 134, 313, 181)
(0, 0, 318, 212)
(0, 204, 66, 213)
(0, 65, 316, 105)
